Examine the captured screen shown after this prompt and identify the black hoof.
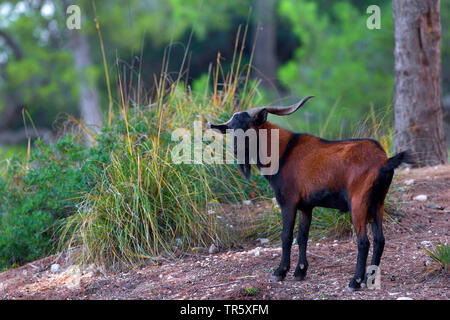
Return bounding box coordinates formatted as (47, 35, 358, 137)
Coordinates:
(348, 278, 362, 291)
(271, 275, 285, 281)
(347, 286, 361, 292)
(293, 275, 306, 281)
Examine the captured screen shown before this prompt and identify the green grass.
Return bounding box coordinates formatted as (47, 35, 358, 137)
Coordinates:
(58, 34, 271, 268)
(245, 287, 259, 296)
(59, 108, 252, 267)
(424, 243, 449, 273)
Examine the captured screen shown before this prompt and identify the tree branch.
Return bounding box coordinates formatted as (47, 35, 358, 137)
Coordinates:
(0, 29, 24, 60)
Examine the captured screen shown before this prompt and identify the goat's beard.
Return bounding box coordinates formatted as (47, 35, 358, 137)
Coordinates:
(234, 136, 252, 180)
(238, 163, 251, 180)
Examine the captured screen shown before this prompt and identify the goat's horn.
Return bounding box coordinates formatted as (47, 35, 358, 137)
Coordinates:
(207, 118, 232, 128)
(249, 95, 314, 117)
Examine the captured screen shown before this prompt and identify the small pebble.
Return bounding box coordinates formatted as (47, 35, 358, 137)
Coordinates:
(413, 194, 427, 201)
(209, 244, 219, 254)
(50, 264, 61, 273)
(256, 238, 270, 245)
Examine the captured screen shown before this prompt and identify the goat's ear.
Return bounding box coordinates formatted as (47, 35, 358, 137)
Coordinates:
(238, 163, 251, 180)
(253, 109, 268, 126)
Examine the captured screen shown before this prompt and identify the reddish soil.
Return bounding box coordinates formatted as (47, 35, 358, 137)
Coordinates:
(1, 165, 449, 300)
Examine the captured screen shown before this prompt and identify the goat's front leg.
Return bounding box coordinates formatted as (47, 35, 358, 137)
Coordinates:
(293, 209, 312, 280)
(272, 204, 297, 281)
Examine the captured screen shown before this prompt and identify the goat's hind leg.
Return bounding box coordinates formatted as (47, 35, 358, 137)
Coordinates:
(348, 202, 370, 291)
(363, 207, 385, 287)
(293, 209, 312, 280)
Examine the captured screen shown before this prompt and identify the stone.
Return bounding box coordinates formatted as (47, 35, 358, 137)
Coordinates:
(209, 244, 219, 254)
(413, 194, 427, 201)
(50, 264, 61, 273)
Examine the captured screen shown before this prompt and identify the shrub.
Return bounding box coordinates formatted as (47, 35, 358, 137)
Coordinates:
(0, 135, 98, 269)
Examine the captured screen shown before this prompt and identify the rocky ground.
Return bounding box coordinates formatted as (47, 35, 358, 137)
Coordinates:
(0, 165, 449, 300)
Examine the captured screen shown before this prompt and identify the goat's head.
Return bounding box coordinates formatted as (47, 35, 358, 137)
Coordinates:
(208, 95, 314, 133)
(207, 96, 314, 179)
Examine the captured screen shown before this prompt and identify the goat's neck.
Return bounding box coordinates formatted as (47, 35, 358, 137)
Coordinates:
(255, 121, 293, 160)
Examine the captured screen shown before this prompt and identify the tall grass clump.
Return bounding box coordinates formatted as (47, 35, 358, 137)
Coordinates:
(60, 27, 271, 268)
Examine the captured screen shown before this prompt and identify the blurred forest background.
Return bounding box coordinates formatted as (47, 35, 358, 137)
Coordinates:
(0, 0, 449, 270)
(0, 0, 449, 150)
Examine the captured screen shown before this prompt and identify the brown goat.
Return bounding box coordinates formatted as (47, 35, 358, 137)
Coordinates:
(209, 96, 412, 291)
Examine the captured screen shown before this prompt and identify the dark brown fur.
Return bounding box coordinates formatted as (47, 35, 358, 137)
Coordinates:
(209, 100, 412, 291)
(251, 122, 403, 290)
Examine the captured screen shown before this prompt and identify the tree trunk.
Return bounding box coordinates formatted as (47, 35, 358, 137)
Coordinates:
(252, 0, 278, 90)
(0, 29, 24, 132)
(68, 30, 103, 145)
(393, 0, 447, 166)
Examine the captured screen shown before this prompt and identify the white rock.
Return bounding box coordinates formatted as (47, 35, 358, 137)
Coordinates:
(397, 297, 413, 300)
(243, 200, 252, 206)
(404, 179, 414, 186)
(420, 240, 432, 247)
(250, 247, 261, 257)
(209, 244, 219, 254)
(413, 194, 427, 201)
(256, 238, 270, 245)
(50, 264, 61, 273)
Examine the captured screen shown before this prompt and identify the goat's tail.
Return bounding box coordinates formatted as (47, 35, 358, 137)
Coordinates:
(367, 150, 414, 221)
(382, 150, 415, 172)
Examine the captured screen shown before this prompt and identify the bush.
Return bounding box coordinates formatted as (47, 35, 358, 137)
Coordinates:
(0, 135, 98, 269)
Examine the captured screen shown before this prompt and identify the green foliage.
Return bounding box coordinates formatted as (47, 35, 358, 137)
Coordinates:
(276, 0, 394, 137)
(0, 135, 97, 269)
(424, 243, 449, 273)
(245, 287, 259, 296)
(58, 48, 270, 268)
(61, 109, 237, 268)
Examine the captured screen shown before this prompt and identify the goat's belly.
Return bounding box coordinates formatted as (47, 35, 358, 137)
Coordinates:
(300, 189, 350, 212)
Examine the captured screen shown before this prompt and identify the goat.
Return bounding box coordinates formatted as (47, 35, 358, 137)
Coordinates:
(208, 96, 412, 291)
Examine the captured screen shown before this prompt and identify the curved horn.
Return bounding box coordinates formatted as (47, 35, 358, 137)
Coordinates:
(264, 95, 314, 116)
(207, 116, 233, 133)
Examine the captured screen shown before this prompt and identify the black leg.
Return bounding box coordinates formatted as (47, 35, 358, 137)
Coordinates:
(348, 232, 370, 291)
(370, 217, 385, 266)
(272, 204, 297, 281)
(362, 216, 385, 286)
(293, 209, 312, 280)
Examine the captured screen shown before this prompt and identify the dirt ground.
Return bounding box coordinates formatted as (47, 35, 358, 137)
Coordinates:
(0, 165, 449, 300)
